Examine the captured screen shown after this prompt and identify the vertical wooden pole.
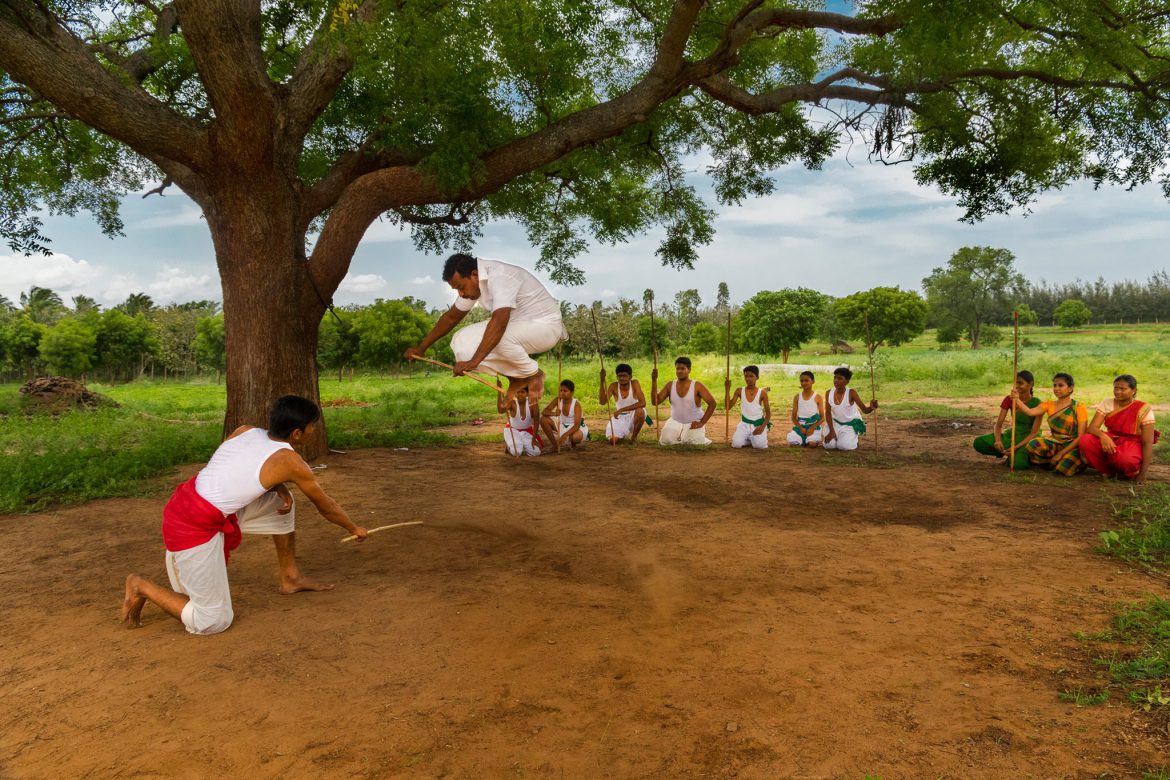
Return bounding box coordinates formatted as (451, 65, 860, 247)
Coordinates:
(649, 299, 661, 431)
(725, 310, 732, 442)
(1009, 309, 1020, 472)
(590, 306, 613, 443)
(865, 312, 878, 452)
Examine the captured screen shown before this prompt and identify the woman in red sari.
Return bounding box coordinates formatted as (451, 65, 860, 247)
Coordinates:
(1078, 374, 1160, 484)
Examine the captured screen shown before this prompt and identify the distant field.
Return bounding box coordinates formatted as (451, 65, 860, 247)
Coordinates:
(1, 323, 1167, 513)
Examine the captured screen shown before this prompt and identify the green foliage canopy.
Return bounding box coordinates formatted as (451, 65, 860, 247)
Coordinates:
(923, 246, 1026, 349)
(834, 286, 928, 354)
(738, 288, 828, 362)
(1055, 298, 1094, 328)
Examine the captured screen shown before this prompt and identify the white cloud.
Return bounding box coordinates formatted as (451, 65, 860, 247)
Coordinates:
(362, 216, 412, 243)
(0, 252, 101, 301)
(411, 275, 435, 285)
(148, 266, 217, 302)
(601, 289, 617, 298)
(337, 272, 388, 295)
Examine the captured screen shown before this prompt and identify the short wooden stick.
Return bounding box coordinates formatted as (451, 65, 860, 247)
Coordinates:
(340, 521, 424, 543)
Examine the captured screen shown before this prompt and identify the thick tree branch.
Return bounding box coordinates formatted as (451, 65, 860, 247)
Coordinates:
(174, 0, 274, 154)
(282, 1, 381, 151)
(0, 1, 209, 170)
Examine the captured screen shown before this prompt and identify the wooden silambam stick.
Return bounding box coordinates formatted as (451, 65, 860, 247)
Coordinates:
(408, 354, 505, 395)
(648, 298, 661, 431)
(724, 309, 732, 442)
(1009, 309, 1020, 473)
(340, 521, 423, 543)
(590, 306, 614, 442)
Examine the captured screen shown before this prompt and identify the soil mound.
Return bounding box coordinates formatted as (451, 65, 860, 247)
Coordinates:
(18, 376, 117, 411)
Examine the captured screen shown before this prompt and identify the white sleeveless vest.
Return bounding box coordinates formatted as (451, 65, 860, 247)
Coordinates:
(195, 428, 292, 514)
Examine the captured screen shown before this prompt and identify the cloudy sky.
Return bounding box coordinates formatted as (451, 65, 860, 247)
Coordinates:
(4, 145, 1168, 313)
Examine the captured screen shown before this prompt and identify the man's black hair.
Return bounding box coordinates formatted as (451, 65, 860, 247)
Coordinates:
(269, 395, 321, 438)
(743, 365, 759, 377)
(1016, 370, 1035, 386)
(615, 363, 632, 376)
(675, 356, 692, 368)
(833, 366, 853, 380)
(442, 252, 478, 282)
(1115, 373, 1138, 390)
(1053, 372, 1075, 387)
(800, 370, 815, 381)
(561, 379, 575, 392)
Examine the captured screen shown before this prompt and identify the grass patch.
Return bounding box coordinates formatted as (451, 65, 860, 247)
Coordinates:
(1098, 484, 1170, 570)
(1057, 687, 1110, 706)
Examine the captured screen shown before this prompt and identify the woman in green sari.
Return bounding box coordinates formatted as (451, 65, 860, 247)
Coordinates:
(973, 370, 1041, 469)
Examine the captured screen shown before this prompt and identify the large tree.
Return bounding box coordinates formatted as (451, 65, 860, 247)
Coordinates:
(3, 3, 1170, 455)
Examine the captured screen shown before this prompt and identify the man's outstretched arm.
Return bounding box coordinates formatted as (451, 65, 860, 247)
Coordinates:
(405, 305, 469, 360)
(454, 307, 512, 375)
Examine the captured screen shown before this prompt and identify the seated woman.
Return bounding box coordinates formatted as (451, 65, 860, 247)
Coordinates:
(1078, 374, 1160, 484)
(973, 370, 1042, 469)
(1009, 372, 1088, 476)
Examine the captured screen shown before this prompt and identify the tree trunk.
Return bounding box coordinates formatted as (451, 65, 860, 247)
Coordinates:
(207, 183, 328, 458)
(781, 348, 790, 364)
(970, 320, 981, 350)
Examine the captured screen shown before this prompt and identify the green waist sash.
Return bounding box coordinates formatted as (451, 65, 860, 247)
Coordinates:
(833, 417, 866, 435)
(742, 414, 773, 429)
(791, 414, 821, 443)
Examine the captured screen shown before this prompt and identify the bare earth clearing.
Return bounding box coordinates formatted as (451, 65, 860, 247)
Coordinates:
(2, 416, 1168, 779)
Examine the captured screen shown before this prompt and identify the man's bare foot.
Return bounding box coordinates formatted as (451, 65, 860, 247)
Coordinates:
(279, 575, 335, 595)
(525, 369, 546, 404)
(120, 574, 147, 628)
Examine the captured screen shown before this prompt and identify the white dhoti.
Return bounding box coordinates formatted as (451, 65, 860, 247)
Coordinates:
(823, 424, 861, 451)
(237, 489, 295, 535)
(659, 417, 711, 446)
(786, 426, 823, 446)
(731, 421, 769, 449)
(165, 533, 234, 636)
(504, 426, 542, 456)
(605, 410, 641, 440)
(451, 318, 564, 379)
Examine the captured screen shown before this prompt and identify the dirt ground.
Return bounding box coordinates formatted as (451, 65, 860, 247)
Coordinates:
(2, 415, 1169, 779)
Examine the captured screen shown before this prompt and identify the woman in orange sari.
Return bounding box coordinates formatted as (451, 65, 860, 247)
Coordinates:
(1078, 374, 1160, 484)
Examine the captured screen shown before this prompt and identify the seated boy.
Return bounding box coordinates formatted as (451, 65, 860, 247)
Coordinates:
(120, 396, 368, 635)
(600, 363, 648, 444)
(498, 381, 543, 456)
(823, 366, 878, 451)
(729, 365, 771, 449)
(540, 379, 588, 452)
(786, 370, 825, 447)
(652, 356, 716, 446)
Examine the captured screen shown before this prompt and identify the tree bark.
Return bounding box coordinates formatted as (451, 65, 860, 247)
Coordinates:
(207, 180, 328, 458)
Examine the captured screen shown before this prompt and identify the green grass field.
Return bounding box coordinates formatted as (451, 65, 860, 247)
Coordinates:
(1, 323, 1167, 513)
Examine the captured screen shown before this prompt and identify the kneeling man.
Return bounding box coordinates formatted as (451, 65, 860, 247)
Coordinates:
(120, 396, 368, 635)
(653, 356, 716, 446)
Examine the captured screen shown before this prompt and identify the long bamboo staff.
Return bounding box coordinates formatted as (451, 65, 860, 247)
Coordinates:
(1009, 309, 1020, 472)
(408, 354, 505, 395)
(498, 376, 520, 459)
(864, 312, 878, 452)
(724, 310, 732, 442)
(648, 298, 661, 431)
(590, 306, 614, 443)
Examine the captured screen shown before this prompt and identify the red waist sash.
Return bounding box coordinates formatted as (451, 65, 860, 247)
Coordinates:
(1104, 400, 1160, 443)
(161, 476, 241, 562)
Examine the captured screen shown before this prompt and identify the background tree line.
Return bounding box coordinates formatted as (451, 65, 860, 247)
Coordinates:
(3, 245, 1168, 382)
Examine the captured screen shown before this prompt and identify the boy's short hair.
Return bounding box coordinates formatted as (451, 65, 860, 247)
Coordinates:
(560, 379, 575, 392)
(800, 370, 815, 381)
(615, 363, 632, 376)
(1053, 372, 1075, 387)
(743, 365, 759, 377)
(1114, 373, 1137, 390)
(441, 252, 478, 282)
(1016, 370, 1035, 386)
(674, 356, 691, 368)
(833, 366, 853, 380)
(269, 395, 321, 438)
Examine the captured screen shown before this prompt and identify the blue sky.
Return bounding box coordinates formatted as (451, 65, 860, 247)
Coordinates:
(4, 147, 1168, 312)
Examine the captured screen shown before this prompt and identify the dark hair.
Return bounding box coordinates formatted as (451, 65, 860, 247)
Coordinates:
(675, 356, 692, 368)
(441, 252, 478, 282)
(833, 366, 853, 380)
(269, 395, 321, 438)
(1053, 372, 1075, 387)
(560, 379, 575, 392)
(615, 363, 632, 376)
(1016, 370, 1034, 386)
(1114, 373, 1137, 390)
(800, 371, 815, 381)
(743, 365, 759, 377)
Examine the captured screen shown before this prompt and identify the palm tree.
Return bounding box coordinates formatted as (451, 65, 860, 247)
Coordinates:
(19, 286, 65, 324)
(0, 294, 13, 312)
(118, 292, 155, 317)
(72, 294, 100, 315)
